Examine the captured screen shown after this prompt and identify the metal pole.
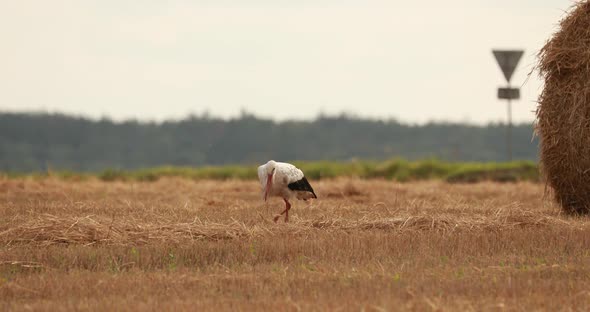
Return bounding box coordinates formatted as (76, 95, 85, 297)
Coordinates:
(507, 83, 512, 161)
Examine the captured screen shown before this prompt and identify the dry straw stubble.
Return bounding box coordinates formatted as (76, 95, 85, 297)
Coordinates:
(3, 178, 590, 311)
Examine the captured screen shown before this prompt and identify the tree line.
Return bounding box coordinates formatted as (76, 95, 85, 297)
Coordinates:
(0, 112, 538, 172)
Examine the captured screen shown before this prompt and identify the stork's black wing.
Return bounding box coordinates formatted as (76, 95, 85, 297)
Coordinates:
(287, 176, 317, 198)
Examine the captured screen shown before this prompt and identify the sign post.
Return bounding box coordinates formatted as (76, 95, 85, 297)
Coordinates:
(493, 49, 524, 161)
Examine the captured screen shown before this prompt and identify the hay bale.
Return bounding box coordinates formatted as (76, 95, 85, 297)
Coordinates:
(537, 1, 590, 214)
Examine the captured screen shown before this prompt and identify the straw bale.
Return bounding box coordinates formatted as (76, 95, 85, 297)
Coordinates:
(537, 1, 590, 214)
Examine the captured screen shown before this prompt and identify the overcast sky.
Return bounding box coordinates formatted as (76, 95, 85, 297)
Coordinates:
(0, 0, 573, 124)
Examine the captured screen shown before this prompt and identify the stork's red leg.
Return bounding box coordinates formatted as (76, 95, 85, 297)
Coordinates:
(283, 198, 291, 223)
(273, 198, 292, 223)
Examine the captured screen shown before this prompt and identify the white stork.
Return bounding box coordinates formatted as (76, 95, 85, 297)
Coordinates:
(258, 160, 317, 222)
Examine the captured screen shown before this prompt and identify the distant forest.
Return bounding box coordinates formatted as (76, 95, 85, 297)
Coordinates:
(0, 112, 538, 172)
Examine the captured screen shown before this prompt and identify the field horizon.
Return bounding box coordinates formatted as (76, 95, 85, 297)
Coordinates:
(1, 177, 589, 311)
(2, 159, 540, 185)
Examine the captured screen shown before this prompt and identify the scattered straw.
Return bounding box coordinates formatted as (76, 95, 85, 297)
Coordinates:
(0, 209, 580, 247)
(0, 214, 256, 246)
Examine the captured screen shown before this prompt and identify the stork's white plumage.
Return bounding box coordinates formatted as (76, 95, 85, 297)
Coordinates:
(258, 160, 317, 222)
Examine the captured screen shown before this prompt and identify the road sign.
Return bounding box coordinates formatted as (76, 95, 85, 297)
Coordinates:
(498, 87, 520, 100)
(492, 49, 524, 162)
(492, 50, 524, 82)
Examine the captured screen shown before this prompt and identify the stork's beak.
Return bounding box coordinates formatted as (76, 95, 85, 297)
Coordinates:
(264, 171, 274, 202)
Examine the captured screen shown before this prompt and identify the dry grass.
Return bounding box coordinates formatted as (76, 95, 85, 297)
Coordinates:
(536, 0, 590, 214)
(1, 178, 590, 311)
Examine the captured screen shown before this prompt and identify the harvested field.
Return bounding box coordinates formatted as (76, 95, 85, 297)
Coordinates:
(1, 178, 590, 311)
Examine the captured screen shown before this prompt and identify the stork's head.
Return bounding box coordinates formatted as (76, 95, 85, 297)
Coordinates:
(263, 160, 277, 201)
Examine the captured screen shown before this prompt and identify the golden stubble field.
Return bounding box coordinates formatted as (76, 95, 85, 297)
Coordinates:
(1, 177, 590, 311)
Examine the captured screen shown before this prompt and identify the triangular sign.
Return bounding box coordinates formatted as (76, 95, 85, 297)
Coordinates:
(492, 50, 524, 83)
